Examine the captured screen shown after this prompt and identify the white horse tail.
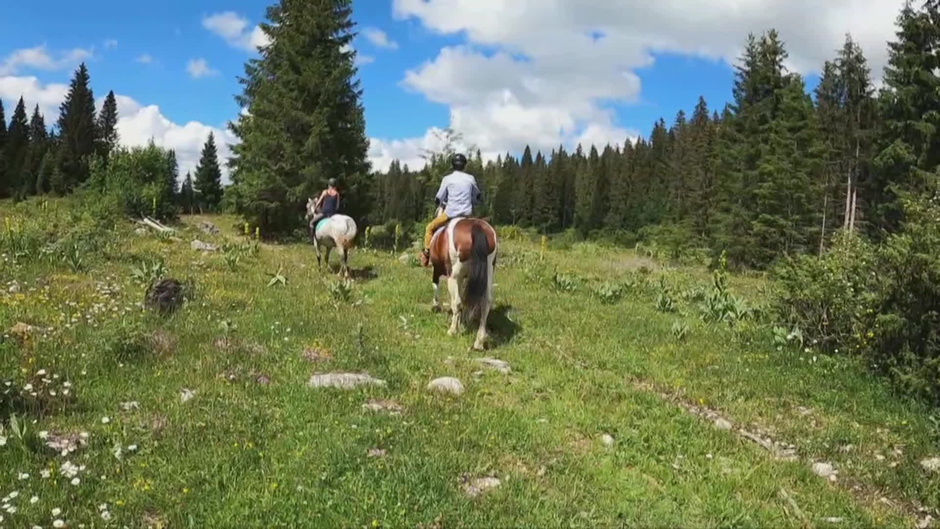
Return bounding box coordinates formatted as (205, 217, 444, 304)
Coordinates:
(337, 216, 358, 249)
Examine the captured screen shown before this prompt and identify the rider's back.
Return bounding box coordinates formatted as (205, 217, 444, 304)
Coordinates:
(438, 170, 480, 218)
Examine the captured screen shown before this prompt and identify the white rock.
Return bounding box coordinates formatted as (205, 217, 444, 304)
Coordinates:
(812, 462, 836, 478)
(600, 434, 615, 448)
(362, 399, 404, 415)
(191, 240, 218, 252)
(462, 477, 501, 497)
(822, 517, 844, 524)
(308, 373, 387, 389)
(474, 358, 511, 374)
(427, 377, 465, 396)
(714, 418, 733, 431)
(921, 457, 940, 473)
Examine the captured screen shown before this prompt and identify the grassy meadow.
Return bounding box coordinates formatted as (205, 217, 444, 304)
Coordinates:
(1, 197, 939, 528)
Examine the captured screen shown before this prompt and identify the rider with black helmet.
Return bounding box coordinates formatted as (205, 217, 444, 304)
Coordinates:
(420, 153, 483, 267)
(308, 178, 341, 239)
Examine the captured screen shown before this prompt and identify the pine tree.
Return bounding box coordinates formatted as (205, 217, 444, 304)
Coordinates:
(815, 60, 845, 252)
(56, 62, 98, 190)
(227, 0, 370, 234)
(35, 149, 55, 196)
(22, 105, 48, 197)
(574, 145, 600, 233)
(180, 172, 196, 214)
(667, 110, 692, 223)
(516, 145, 534, 226)
(193, 132, 224, 211)
(3, 97, 30, 199)
(687, 97, 717, 240)
(97, 90, 119, 160)
(868, 2, 940, 235)
(0, 100, 6, 192)
(606, 140, 635, 230)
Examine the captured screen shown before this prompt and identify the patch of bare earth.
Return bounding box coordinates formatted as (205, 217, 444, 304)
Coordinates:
(627, 376, 934, 526)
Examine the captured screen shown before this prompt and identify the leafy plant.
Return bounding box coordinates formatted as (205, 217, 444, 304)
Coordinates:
(552, 272, 579, 293)
(592, 281, 625, 304)
(131, 258, 168, 285)
(266, 265, 287, 287)
(329, 278, 355, 303)
(672, 320, 690, 342)
(655, 277, 677, 313)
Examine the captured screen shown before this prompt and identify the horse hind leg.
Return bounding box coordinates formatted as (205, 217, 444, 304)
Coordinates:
(340, 246, 350, 279)
(447, 274, 462, 336)
(472, 254, 495, 350)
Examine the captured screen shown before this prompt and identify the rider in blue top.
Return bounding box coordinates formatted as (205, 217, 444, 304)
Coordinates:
(309, 178, 341, 236)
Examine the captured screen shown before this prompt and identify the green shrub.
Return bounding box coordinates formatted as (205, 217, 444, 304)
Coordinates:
(773, 187, 940, 403)
(87, 142, 180, 221)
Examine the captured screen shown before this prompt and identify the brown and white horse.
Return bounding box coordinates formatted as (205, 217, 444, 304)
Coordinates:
(428, 211, 499, 350)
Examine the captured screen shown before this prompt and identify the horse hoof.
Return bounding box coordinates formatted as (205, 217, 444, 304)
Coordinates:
(448, 328, 458, 337)
(472, 342, 486, 351)
(431, 305, 442, 313)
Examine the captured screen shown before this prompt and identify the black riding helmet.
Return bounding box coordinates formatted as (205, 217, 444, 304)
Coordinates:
(327, 178, 337, 187)
(451, 153, 467, 171)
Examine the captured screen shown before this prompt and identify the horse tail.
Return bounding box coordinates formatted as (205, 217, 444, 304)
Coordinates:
(341, 217, 358, 249)
(466, 223, 490, 306)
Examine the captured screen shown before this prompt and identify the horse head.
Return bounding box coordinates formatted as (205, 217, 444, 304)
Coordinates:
(305, 197, 316, 219)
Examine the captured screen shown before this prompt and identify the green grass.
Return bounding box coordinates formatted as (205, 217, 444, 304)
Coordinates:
(1, 199, 938, 528)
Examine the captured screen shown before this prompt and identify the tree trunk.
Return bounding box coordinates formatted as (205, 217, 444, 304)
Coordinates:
(820, 172, 829, 256)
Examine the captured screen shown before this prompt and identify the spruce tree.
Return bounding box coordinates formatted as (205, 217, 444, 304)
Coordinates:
(56, 63, 98, 190)
(193, 132, 224, 211)
(22, 105, 48, 197)
(870, 1, 937, 237)
(180, 172, 196, 214)
(97, 90, 119, 160)
(687, 97, 717, 240)
(227, 0, 371, 234)
(606, 140, 635, 230)
(815, 60, 845, 251)
(0, 100, 6, 193)
(3, 97, 30, 199)
(36, 149, 55, 196)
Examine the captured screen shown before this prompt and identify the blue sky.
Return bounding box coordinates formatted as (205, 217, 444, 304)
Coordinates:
(0, 0, 897, 175)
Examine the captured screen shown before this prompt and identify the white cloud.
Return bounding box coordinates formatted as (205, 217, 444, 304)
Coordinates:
(380, 0, 904, 170)
(187, 58, 219, 79)
(0, 45, 94, 76)
(136, 54, 153, 64)
(203, 11, 271, 52)
(362, 28, 399, 50)
(104, 39, 118, 50)
(0, 75, 237, 183)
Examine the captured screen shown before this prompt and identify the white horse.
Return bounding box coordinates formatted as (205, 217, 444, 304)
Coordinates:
(305, 198, 358, 279)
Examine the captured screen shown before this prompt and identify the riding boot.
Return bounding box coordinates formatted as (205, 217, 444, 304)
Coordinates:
(420, 248, 430, 267)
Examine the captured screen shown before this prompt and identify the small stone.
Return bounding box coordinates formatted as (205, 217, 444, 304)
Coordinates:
(362, 399, 404, 415)
(461, 476, 501, 498)
(921, 457, 940, 473)
(180, 388, 196, 403)
(427, 377, 464, 396)
(714, 418, 733, 431)
(190, 240, 218, 252)
(917, 515, 934, 529)
(367, 448, 387, 458)
(197, 221, 220, 235)
(812, 462, 836, 478)
(822, 517, 844, 524)
(302, 347, 333, 363)
(308, 373, 386, 389)
(600, 434, 615, 448)
(474, 358, 512, 374)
